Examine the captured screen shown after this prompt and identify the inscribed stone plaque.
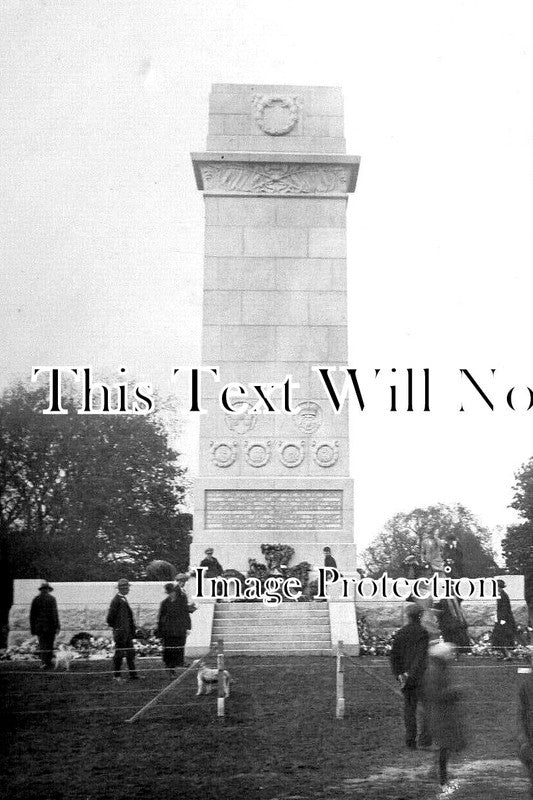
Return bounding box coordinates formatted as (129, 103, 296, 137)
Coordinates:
(205, 489, 343, 530)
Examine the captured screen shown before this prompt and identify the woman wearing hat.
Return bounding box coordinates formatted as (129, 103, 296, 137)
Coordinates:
(157, 577, 192, 676)
(491, 578, 517, 659)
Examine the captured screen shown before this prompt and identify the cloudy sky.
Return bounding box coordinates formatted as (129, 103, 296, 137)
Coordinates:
(2, 1, 533, 552)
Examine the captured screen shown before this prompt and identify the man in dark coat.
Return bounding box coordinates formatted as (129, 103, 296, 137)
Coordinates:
(433, 597, 470, 650)
(157, 577, 192, 676)
(323, 547, 337, 570)
(442, 534, 464, 578)
(30, 580, 60, 668)
(199, 548, 223, 579)
(390, 604, 431, 749)
(106, 578, 139, 681)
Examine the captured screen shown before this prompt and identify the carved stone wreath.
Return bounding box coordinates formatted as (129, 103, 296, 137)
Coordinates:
(224, 400, 257, 435)
(311, 440, 339, 468)
(277, 440, 306, 468)
(244, 440, 272, 468)
(210, 440, 237, 468)
(294, 401, 323, 435)
(252, 94, 300, 136)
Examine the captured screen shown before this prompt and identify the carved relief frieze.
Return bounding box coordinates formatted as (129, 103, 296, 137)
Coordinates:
(277, 440, 306, 468)
(311, 440, 339, 467)
(243, 440, 272, 468)
(210, 440, 238, 468)
(294, 401, 323, 435)
(200, 162, 351, 196)
(224, 400, 257, 435)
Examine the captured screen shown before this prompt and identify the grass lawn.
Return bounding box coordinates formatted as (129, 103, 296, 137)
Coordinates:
(0, 655, 529, 800)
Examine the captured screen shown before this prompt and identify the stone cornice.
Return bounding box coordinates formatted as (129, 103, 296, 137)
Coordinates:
(191, 152, 360, 196)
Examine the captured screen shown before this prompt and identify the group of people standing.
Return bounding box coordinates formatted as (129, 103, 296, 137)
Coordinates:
(390, 604, 466, 794)
(106, 573, 194, 681)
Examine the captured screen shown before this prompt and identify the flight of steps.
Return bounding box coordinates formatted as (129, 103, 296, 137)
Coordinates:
(211, 602, 333, 655)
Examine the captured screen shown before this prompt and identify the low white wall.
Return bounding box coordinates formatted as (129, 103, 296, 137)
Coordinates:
(8, 574, 526, 650)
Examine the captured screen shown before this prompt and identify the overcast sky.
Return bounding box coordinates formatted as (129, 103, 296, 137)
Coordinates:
(2, 1, 533, 553)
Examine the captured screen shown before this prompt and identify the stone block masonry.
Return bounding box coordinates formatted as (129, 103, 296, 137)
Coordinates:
(190, 85, 359, 578)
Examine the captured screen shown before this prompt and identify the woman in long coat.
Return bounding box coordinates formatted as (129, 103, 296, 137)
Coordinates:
(491, 579, 517, 655)
(424, 641, 466, 791)
(157, 579, 191, 676)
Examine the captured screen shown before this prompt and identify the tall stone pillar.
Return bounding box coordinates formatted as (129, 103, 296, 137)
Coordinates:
(190, 84, 360, 575)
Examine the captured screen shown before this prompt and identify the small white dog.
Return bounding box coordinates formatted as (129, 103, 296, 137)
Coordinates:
(54, 644, 76, 671)
(196, 665, 231, 698)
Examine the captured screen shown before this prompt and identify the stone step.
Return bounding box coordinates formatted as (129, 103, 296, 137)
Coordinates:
(212, 624, 330, 634)
(221, 642, 333, 655)
(213, 631, 332, 642)
(214, 607, 329, 617)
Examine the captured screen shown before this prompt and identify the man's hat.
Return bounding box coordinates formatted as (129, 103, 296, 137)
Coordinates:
(117, 578, 130, 589)
(39, 580, 53, 592)
(323, 547, 331, 552)
(205, 548, 214, 555)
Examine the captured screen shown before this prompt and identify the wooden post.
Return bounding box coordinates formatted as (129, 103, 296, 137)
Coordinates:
(217, 638, 225, 718)
(336, 640, 345, 719)
(125, 658, 200, 723)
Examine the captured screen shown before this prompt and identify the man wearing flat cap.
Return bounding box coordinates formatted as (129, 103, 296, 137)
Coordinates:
(106, 578, 139, 681)
(30, 580, 60, 669)
(199, 548, 223, 579)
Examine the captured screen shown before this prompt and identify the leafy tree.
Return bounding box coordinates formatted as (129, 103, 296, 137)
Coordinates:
(0, 382, 191, 584)
(502, 458, 533, 575)
(363, 503, 498, 578)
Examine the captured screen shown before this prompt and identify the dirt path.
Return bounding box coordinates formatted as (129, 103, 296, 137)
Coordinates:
(320, 757, 529, 799)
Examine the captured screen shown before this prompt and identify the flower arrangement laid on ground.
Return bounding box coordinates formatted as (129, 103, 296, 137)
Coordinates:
(356, 615, 533, 660)
(1, 631, 164, 662)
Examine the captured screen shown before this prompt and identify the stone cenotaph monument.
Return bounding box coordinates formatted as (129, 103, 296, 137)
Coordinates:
(190, 84, 360, 578)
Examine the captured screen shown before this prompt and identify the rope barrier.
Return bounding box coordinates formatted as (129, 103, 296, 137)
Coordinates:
(345, 655, 403, 698)
(124, 659, 201, 723)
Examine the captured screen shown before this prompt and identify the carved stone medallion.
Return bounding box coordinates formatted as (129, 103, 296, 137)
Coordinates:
(244, 440, 272, 468)
(210, 440, 237, 468)
(277, 440, 305, 468)
(252, 94, 300, 136)
(311, 440, 339, 467)
(294, 401, 323, 435)
(224, 400, 257, 435)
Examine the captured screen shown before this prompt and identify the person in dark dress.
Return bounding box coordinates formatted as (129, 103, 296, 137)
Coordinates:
(199, 548, 223, 579)
(106, 578, 139, 681)
(29, 581, 60, 668)
(157, 578, 192, 676)
(424, 641, 466, 791)
(390, 604, 431, 749)
(323, 547, 337, 570)
(492, 578, 517, 658)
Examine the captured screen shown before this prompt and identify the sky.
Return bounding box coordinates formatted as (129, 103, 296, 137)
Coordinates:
(1, 1, 533, 554)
